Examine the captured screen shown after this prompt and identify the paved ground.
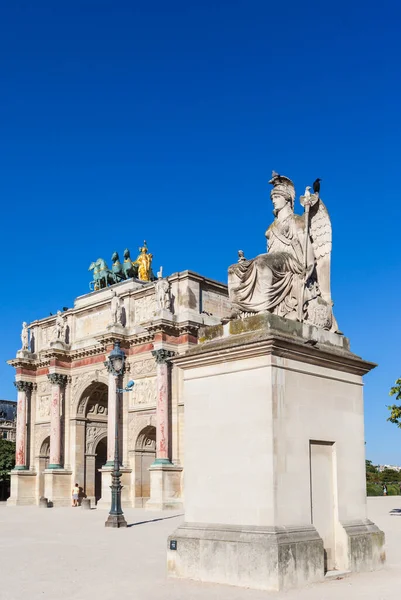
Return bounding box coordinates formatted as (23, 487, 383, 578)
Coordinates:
(0, 497, 400, 600)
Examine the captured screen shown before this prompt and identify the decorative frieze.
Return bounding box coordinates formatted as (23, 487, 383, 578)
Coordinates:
(129, 358, 155, 377)
(130, 377, 157, 408)
(38, 395, 51, 419)
(134, 295, 157, 323)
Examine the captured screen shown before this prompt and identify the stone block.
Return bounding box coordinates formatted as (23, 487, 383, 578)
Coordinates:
(43, 469, 72, 507)
(167, 523, 324, 591)
(146, 463, 183, 511)
(7, 470, 37, 506)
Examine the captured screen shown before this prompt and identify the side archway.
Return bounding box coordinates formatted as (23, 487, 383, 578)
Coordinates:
(134, 425, 156, 506)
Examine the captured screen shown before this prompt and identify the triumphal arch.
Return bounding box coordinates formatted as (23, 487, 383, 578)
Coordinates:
(8, 245, 229, 508)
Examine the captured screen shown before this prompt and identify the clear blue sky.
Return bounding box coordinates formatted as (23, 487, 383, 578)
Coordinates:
(1, 1, 400, 465)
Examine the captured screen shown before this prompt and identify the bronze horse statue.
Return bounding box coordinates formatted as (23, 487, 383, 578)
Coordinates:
(88, 258, 114, 291)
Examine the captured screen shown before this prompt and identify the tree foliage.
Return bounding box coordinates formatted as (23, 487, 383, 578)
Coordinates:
(365, 459, 401, 495)
(0, 439, 15, 481)
(388, 378, 401, 427)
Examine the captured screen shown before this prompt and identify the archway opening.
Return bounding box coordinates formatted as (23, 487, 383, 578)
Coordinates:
(38, 436, 50, 499)
(95, 437, 107, 502)
(135, 426, 156, 506)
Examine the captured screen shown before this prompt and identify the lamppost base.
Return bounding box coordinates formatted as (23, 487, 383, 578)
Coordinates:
(105, 514, 128, 528)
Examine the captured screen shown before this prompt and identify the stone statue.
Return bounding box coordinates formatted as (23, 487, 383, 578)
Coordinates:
(110, 289, 123, 326)
(54, 311, 66, 342)
(133, 241, 153, 282)
(227, 172, 337, 331)
(21, 322, 29, 351)
(155, 268, 171, 312)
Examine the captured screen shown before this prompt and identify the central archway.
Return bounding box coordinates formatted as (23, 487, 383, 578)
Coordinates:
(77, 382, 108, 501)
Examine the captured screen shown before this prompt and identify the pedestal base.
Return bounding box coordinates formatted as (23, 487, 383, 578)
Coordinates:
(340, 520, 385, 572)
(167, 523, 324, 591)
(146, 463, 183, 510)
(105, 513, 128, 528)
(7, 470, 37, 506)
(96, 467, 132, 509)
(168, 313, 385, 590)
(44, 469, 73, 507)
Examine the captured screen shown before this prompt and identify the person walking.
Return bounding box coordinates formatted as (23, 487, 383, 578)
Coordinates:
(72, 483, 80, 507)
(383, 484, 388, 496)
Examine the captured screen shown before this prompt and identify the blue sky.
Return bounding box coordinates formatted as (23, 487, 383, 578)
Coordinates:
(0, 1, 400, 465)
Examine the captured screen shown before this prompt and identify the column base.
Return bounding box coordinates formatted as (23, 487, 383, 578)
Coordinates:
(167, 523, 324, 591)
(338, 519, 385, 572)
(7, 470, 37, 506)
(105, 513, 128, 528)
(96, 467, 132, 509)
(13, 465, 28, 471)
(146, 463, 183, 511)
(44, 469, 73, 507)
(47, 464, 63, 470)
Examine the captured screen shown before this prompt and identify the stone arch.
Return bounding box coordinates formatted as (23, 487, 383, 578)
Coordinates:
(86, 426, 107, 455)
(39, 436, 50, 458)
(135, 425, 156, 451)
(76, 381, 108, 417)
(134, 424, 156, 505)
(72, 373, 108, 418)
(38, 435, 50, 501)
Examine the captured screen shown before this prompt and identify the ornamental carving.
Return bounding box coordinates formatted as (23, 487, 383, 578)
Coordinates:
(38, 395, 51, 418)
(39, 380, 50, 394)
(130, 378, 157, 408)
(152, 349, 175, 364)
(128, 413, 156, 447)
(47, 373, 68, 387)
(134, 295, 157, 324)
(129, 358, 155, 377)
(14, 381, 33, 393)
(86, 424, 107, 453)
(87, 402, 108, 417)
(34, 424, 50, 455)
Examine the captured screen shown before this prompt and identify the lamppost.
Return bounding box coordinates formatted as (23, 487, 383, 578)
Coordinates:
(104, 341, 133, 528)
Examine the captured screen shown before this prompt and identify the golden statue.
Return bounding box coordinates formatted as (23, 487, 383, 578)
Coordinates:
(133, 241, 153, 281)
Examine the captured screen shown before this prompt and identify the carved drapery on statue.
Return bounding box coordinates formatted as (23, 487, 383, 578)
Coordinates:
(227, 172, 337, 331)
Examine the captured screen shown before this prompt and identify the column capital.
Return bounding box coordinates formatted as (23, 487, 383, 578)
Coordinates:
(14, 381, 33, 393)
(47, 373, 68, 387)
(152, 349, 176, 365)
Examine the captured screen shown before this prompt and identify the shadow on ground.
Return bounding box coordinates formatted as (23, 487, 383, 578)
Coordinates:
(127, 514, 183, 528)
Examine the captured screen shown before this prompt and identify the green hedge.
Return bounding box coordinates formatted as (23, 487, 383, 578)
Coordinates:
(367, 483, 401, 496)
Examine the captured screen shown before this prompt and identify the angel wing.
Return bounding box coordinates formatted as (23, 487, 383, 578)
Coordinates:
(308, 199, 332, 303)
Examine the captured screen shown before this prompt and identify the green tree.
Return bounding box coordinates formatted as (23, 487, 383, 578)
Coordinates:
(388, 378, 401, 426)
(0, 439, 16, 482)
(379, 468, 401, 483)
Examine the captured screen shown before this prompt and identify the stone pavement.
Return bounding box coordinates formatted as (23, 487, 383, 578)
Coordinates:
(0, 497, 400, 600)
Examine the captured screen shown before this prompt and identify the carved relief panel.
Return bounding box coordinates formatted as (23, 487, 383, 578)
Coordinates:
(129, 377, 157, 408)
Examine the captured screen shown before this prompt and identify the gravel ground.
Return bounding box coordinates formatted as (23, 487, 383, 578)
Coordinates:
(0, 497, 400, 600)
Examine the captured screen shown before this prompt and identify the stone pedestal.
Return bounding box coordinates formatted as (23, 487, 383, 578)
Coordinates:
(7, 470, 37, 506)
(96, 466, 132, 509)
(44, 469, 73, 507)
(146, 463, 183, 510)
(167, 314, 385, 591)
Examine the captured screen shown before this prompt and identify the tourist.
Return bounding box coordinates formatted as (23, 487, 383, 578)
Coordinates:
(72, 483, 80, 507)
(383, 484, 388, 496)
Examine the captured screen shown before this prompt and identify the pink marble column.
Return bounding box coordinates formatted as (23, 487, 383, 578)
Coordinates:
(152, 349, 175, 464)
(47, 373, 67, 469)
(106, 370, 117, 465)
(14, 381, 33, 470)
